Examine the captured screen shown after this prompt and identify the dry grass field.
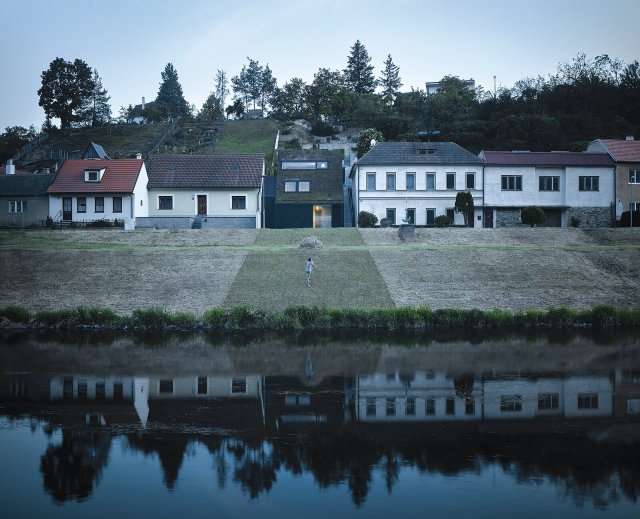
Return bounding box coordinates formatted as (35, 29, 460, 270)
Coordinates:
(0, 227, 638, 315)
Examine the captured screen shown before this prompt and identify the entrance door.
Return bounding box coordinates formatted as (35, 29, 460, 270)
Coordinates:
(483, 208, 493, 228)
(197, 195, 207, 215)
(312, 205, 332, 228)
(62, 197, 72, 221)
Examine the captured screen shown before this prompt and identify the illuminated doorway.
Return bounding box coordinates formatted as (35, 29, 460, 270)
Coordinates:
(313, 205, 332, 228)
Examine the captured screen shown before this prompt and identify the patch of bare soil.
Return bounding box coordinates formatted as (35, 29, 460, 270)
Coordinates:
(361, 228, 640, 309)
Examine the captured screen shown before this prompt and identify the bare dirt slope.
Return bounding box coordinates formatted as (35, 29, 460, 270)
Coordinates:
(360, 227, 640, 310)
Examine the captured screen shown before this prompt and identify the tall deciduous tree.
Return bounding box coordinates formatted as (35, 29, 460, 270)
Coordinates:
(0, 125, 37, 163)
(155, 63, 190, 121)
(37, 57, 95, 129)
(378, 54, 402, 107)
(344, 40, 375, 94)
(271, 78, 308, 120)
(260, 64, 277, 115)
(306, 68, 351, 121)
(77, 69, 112, 127)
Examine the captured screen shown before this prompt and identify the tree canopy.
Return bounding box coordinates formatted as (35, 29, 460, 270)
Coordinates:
(378, 54, 402, 107)
(77, 69, 111, 127)
(344, 40, 376, 94)
(155, 63, 190, 121)
(38, 57, 95, 129)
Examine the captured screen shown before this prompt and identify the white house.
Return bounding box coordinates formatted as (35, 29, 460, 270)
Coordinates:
(480, 151, 616, 227)
(142, 154, 264, 229)
(47, 159, 149, 225)
(352, 142, 484, 227)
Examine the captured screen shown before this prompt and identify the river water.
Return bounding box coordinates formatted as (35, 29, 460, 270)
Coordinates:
(1, 330, 639, 518)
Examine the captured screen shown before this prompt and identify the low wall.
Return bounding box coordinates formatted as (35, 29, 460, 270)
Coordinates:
(566, 207, 612, 228)
(135, 216, 256, 229)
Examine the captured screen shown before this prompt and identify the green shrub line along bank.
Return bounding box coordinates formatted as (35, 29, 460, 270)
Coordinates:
(1, 304, 639, 332)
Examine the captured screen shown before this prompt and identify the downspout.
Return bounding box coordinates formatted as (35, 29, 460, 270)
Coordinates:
(482, 163, 486, 228)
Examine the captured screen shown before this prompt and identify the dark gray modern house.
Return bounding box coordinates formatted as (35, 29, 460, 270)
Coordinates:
(264, 149, 345, 228)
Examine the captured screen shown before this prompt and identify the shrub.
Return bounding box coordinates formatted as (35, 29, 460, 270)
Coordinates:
(170, 311, 198, 329)
(131, 307, 170, 330)
(570, 216, 580, 228)
(521, 206, 547, 227)
(590, 304, 618, 327)
(203, 308, 226, 328)
(358, 211, 378, 228)
(434, 215, 452, 228)
(45, 216, 54, 229)
(310, 121, 336, 137)
(0, 305, 31, 323)
(545, 307, 577, 327)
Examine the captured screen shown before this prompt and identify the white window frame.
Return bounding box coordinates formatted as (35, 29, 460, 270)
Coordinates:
(112, 196, 122, 213)
(8, 200, 26, 213)
(629, 170, 640, 184)
(157, 194, 174, 210)
(501, 175, 523, 191)
(539, 176, 560, 191)
(366, 173, 376, 190)
(578, 176, 599, 192)
(231, 195, 247, 210)
(94, 196, 104, 213)
(298, 181, 310, 192)
(426, 173, 436, 191)
(406, 172, 416, 191)
(77, 197, 86, 213)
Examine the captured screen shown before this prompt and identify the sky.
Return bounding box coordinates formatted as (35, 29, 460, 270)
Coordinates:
(1, 0, 639, 130)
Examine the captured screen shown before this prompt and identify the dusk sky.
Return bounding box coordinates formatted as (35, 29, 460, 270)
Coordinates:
(2, 0, 639, 130)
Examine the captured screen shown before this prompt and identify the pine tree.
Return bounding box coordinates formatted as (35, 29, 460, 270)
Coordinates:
(260, 65, 277, 115)
(78, 69, 112, 126)
(344, 40, 375, 94)
(378, 54, 402, 107)
(197, 92, 224, 121)
(155, 63, 190, 121)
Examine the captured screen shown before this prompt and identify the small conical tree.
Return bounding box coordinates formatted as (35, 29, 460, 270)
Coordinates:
(155, 63, 190, 121)
(455, 191, 474, 226)
(78, 69, 112, 126)
(344, 40, 375, 94)
(378, 54, 402, 107)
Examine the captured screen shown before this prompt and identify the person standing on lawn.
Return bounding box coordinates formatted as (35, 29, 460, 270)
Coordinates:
(305, 257, 316, 287)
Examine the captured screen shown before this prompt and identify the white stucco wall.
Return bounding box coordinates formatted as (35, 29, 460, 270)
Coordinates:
(356, 164, 483, 226)
(147, 188, 260, 219)
(48, 194, 135, 220)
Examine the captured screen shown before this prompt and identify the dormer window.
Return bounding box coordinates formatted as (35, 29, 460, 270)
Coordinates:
(84, 169, 105, 182)
(417, 149, 437, 155)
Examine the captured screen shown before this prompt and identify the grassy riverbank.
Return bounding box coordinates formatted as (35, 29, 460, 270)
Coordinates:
(1, 303, 639, 331)
(0, 227, 639, 315)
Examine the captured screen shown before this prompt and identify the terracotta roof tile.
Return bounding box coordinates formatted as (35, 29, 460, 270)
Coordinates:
(47, 160, 143, 193)
(480, 151, 615, 167)
(597, 139, 640, 162)
(146, 154, 264, 189)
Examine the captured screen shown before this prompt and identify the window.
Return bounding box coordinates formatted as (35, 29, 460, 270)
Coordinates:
(366, 398, 376, 416)
(630, 170, 640, 184)
(406, 172, 416, 190)
(366, 173, 376, 190)
(418, 148, 436, 155)
(386, 172, 396, 190)
(405, 208, 415, 224)
(113, 382, 123, 401)
(426, 398, 435, 415)
(95, 197, 104, 213)
(538, 393, 559, 410)
(159, 380, 174, 394)
(466, 172, 475, 190)
(386, 398, 396, 416)
(284, 181, 297, 192)
(406, 397, 416, 416)
(112, 197, 122, 213)
(8, 200, 26, 213)
(501, 175, 523, 191)
(465, 398, 475, 415)
(446, 172, 455, 190)
(231, 378, 247, 394)
(317, 161, 328, 169)
(446, 208, 455, 224)
(78, 382, 88, 400)
(426, 173, 435, 191)
(231, 196, 246, 209)
(578, 393, 599, 409)
(426, 208, 435, 226)
(539, 176, 560, 191)
(95, 383, 105, 401)
(298, 181, 310, 192)
(500, 395, 523, 412)
(158, 196, 173, 210)
(85, 170, 99, 182)
(446, 397, 455, 415)
(77, 197, 86, 213)
(282, 161, 326, 170)
(197, 377, 208, 395)
(579, 176, 599, 191)
(628, 399, 640, 414)
(386, 208, 396, 224)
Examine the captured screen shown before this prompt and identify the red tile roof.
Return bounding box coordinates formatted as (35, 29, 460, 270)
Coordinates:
(596, 139, 640, 162)
(47, 160, 143, 194)
(146, 154, 264, 189)
(480, 151, 615, 167)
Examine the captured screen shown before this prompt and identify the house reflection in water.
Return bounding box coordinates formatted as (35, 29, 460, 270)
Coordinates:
(1, 367, 639, 506)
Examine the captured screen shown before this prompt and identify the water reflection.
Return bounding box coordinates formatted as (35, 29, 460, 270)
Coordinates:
(1, 334, 640, 512)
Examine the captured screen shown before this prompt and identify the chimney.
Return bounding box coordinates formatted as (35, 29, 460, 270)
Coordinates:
(141, 97, 145, 110)
(626, 135, 635, 141)
(135, 153, 142, 160)
(5, 159, 15, 175)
